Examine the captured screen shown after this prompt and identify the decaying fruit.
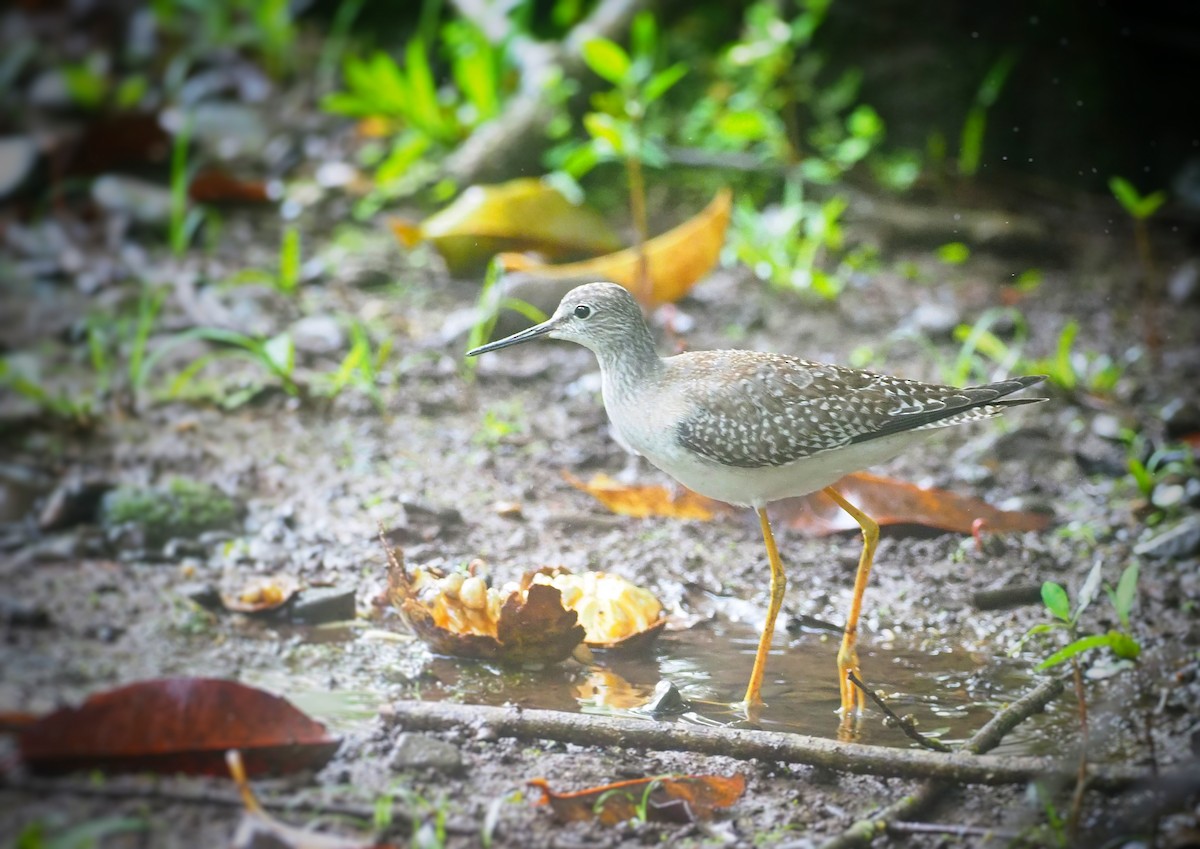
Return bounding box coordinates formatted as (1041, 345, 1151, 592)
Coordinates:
(527, 569, 665, 650)
(381, 534, 665, 664)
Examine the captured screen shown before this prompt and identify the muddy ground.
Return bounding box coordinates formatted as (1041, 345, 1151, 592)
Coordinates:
(2, 172, 1199, 847)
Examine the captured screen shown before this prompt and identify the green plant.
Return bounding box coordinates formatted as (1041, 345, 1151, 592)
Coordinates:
(1120, 429, 1195, 516)
(1011, 561, 1141, 839)
(323, 15, 506, 140)
(0, 356, 96, 425)
(958, 52, 1016, 177)
(947, 310, 1125, 394)
(1110, 175, 1167, 356)
(168, 118, 202, 255)
(16, 815, 148, 849)
(557, 12, 686, 299)
(724, 179, 856, 300)
(222, 225, 304, 294)
(150, 0, 298, 79)
(316, 319, 392, 410)
(148, 327, 299, 407)
(473, 402, 526, 448)
(463, 260, 547, 378)
(593, 776, 666, 825)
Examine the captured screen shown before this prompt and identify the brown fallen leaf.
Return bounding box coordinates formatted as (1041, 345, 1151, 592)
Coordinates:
(188, 168, 275, 205)
(528, 773, 746, 825)
(497, 187, 733, 308)
(228, 750, 395, 849)
(388, 177, 622, 274)
(563, 472, 733, 522)
(17, 678, 339, 776)
(566, 470, 1049, 537)
(771, 471, 1052, 536)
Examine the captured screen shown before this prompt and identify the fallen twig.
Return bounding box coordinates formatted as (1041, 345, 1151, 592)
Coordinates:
(846, 671, 952, 753)
(887, 820, 1023, 840)
(817, 673, 1068, 849)
(382, 697, 1141, 790)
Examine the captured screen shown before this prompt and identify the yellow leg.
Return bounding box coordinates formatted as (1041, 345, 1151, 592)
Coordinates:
(741, 507, 788, 710)
(822, 486, 880, 715)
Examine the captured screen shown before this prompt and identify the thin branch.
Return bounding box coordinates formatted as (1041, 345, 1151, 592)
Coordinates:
(887, 820, 1023, 840)
(382, 700, 1143, 790)
(964, 673, 1065, 755)
(817, 672, 1070, 849)
(846, 671, 952, 753)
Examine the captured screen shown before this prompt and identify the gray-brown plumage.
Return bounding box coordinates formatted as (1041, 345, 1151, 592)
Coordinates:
(467, 280, 1047, 715)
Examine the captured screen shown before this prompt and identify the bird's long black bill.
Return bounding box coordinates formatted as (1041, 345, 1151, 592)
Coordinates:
(466, 320, 555, 356)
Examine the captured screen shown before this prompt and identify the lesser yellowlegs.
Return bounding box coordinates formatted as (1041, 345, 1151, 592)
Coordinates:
(467, 281, 1045, 715)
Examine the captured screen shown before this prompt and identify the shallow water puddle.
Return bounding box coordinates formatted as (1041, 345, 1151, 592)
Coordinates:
(251, 619, 1074, 755)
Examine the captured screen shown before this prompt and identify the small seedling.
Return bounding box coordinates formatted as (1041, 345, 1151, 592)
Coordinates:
(463, 261, 547, 379)
(1110, 175, 1167, 358)
(1012, 560, 1141, 839)
(571, 12, 687, 300)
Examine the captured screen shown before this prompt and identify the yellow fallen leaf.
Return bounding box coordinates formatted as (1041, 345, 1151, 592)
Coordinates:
(497, 188, 732, 307)
(388, 177, 622, 274)
(563, 471, 731, 521)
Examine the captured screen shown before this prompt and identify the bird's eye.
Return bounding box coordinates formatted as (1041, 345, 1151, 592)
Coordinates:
(573, 304, 592, 319)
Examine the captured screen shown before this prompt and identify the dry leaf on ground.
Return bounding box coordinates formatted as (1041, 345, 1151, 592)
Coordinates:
(771, 471, 1052, 536)
(388, 177, 621, 274)
(16, 677, 339, 776)
(497, 187, 733, 308)
(567, 470, 1050, 537)
(563, 472, 732, 522)
(528, 773, 746, 825)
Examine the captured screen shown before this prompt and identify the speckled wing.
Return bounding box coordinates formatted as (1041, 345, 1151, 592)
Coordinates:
(672, 351, 1044, 469)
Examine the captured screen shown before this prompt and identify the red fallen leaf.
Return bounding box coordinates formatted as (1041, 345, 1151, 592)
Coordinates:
(189, 168, 275, 205)
(771, 471, 1052, 536)
(528, 773, 746, 825)
(17, 678, 339, 777)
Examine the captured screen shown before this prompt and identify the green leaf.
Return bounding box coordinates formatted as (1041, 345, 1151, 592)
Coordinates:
(1041, 581, 1071, 623)
(278, 226, 300, 294)
(1036, 633, 1113, 670)
(1114, 562, 1139, 630)
(1109, 177, 1165, 220)
(937, 242, 971, 265)
(1009, 621, 1060, 656)
(582, 112, 624, 153)
(263, 332, 295, 379)
(643, 63, 686, 104)
(958, 106, 985, 177)
(1073, 559, 1103, 622)
(1108, 630, 1141, 660)
(582, 38, 631, 85)
(847, 104, 884, 141)
(630, 11, 657, 61)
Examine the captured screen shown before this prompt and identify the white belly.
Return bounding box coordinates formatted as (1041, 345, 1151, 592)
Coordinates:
(627, 427, 932, 508)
